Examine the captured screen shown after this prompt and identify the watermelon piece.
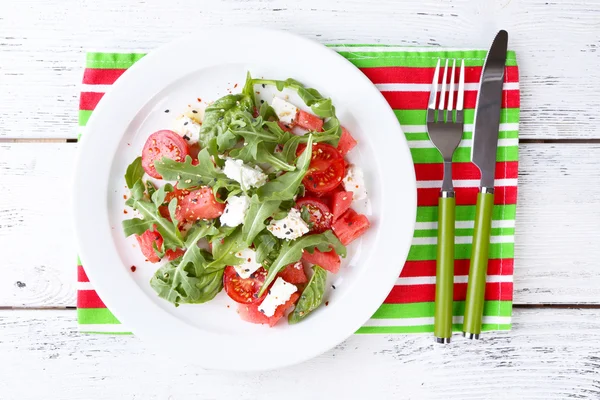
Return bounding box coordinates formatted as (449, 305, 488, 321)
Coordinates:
(337, 127, 358, 156)
(295, 110, 324, 131)
(238, 293, 300, 327)
(331, 191, 353, 221)
(277, 261, 308, 284)
(302, 248, 341, 274)
(332, 209, 371, 245)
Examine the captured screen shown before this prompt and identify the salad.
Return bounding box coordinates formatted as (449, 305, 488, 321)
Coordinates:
(122, 73, 371, 326)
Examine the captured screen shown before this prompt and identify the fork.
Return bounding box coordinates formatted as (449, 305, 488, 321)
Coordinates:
(427, 59, 465, 344)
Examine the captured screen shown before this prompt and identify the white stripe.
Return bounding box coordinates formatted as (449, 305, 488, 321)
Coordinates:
(408, 137, 518, 148)
(363, 315, 511, 327)
(411, 235, 514, 245)
(396, 275, 513, 286)
(402, 123, 519, 134)
(416, 178, 518, 189)
(415, 220, 515, 230)
(78, 324, 131, 333)
(80, 84, 112, 93)
(77, 282, 95, 291)
(329, 46, 482, 53)
(87, 48, 149, 54)
(376, 82, 519, 92)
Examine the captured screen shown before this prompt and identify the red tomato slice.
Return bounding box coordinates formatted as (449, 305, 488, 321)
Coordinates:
(302, 248, 341, 274)
(224, 266, 268, 304)
(135, 228, 163, 263)
(332, 209, 371, 245)
(277, 261, 308, 284)
(337, 127, 358, 156)
(141, 130, 190, 179)
(295, 197, 333, 233)
(298, 143, 346, 194)
(238, 293, 300, 327)
(178, 187, 225, 222)
(295, 110, 323, 132)
(330, 191, 353, 222)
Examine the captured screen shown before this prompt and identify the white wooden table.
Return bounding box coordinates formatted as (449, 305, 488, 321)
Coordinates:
(2, 0, 600, 398)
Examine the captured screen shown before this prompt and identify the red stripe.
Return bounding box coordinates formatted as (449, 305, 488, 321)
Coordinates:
(382, 89, 520, 110)
(400, 259, 514, 278)
(418, 186, 517, 207)
(360, 66, 520, 84)
(384, 282, 513, 304)
(77, 265, 90, 283)
(82, 68, 127, 85)
(77, 290, 106, 308)
(79, 92, 104, 111)
(414, 162, 518, 181)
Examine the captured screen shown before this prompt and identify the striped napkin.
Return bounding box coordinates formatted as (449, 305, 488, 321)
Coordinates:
(78, 47, 519, 335)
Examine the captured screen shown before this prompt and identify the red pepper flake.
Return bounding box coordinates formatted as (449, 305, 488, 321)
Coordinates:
(234, 83, 238, 88)
(123, 194, 127, 200)
(130, 265, 137, 272)
(255, 91, 260, 94)
(123, 210, 128, 214)
(325, 301, 329, 306)
(226, 304, 230, 308)
(197, 98, 202, 102)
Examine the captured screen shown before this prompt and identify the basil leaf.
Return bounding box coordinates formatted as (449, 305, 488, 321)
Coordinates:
(205, 227, 246, 272)
(154, 152, 239, 191)
(288, 265, 327, 324)
(259, 230, 345, 295)
(241, 196, 281, 245)
(125, 157, 144, 189)
(256, 135, 313, 201)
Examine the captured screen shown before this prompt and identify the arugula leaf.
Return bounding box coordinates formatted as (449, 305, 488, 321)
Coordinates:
(130, 179, 146, 201)
(125, 157, 144, 189)
(256, 135, 313, 201)
(259, 230, 346, 295)
(206, 138, 224, 168)
(122, 217, 153, 237)
(259, 102, 277, 121)
(241, 196, 281, 245)
(154, 152, 239, 191)
(205, 226, 246, 272)
(300, 205, 315, 230)
(253, 231, 280, 268)
(145, 181, 157, 198)
(288, 265, 327, 324)
(280, 131, 340, 164)
(151, 183, 173, 206)
(199, 93, 254, 148)
(177, 221, 220, 273)
(230, 141, 295, 172)
(241, 71, 256, 109)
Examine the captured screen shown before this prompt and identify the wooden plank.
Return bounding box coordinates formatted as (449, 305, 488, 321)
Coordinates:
(1, 0, 600, 139)
(0, 308, 599, 399)
(1, 142, 599, 307)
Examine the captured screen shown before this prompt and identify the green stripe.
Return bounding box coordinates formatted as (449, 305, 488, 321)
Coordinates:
(411, 145, 518, 163)
(79, 110, 92, 126)
(372, 301, 513, 319)
(414, 227, 514, 238)
(396, 108, 519, 127)
(86, 52, 146, 69)
(77, 255, 82, 266)
(77, 308, 121, 325)
(339, 50, 518, 68)
(408, 242, 514, 261)
(417, 205, 516, 222)
(356, 323, 511, 334)
(406, 130, 519, 141)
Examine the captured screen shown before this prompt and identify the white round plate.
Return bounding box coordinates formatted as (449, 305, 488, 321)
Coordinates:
(73, 28, 416, 371)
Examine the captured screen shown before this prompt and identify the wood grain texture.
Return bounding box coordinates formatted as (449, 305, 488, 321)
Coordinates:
(1, 0, 600, 139)
(1, 308, 599, 399)
(2, 142, 600, 307)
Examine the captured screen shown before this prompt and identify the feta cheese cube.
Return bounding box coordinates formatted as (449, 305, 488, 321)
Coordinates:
(271, 97, 298, 125)
(223, 158, 268, 189)
(258, 277, 297, 317)
(342, 165, 368, 201)
(172, 115, 201, 145)
(267, 208, 309, 240)
(220, 195, 251, 227)
(233, 248, 262, 279)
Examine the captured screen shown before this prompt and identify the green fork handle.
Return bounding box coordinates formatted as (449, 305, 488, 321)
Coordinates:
(463, 191, 495, 339)
(434, 194, 455, 343)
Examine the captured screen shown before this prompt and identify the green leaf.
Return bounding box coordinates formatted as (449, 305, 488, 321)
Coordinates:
(230, 141, 295, 172)
(178, 221, 220, 274)
(125, 157, 144, 189)
(198, 93, 253, 148)
(241, 71, 255, 108)
(288, 265, 327, 324)
(154, 152, 239, 191)
(123, 196, 184, 250)
(300, 205, 315, 230)
(259, 102, 277, 121)
(241, 196, 281, 245)
(256, 135, 313, 201)
(150, 261, 223, 306)
(131, 179, 146, 201)
(259, 230, 345, 296)
(145, 181, 157, 197)
(253, 231, 280, 268)
(205, 227, 246, 272)
(151, 183, 173, 206)
(122, 217, 153, 237)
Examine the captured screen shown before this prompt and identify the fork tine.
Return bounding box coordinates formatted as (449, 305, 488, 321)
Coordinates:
(456, 59, 465, 111)
(427, 59, 441, 110)
(438, 59, 449, 121)
(448, 59, 456, 114)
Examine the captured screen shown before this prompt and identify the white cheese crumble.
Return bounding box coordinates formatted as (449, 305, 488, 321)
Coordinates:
(342, 165, 368, 201)
(172, 115, 201, 145)
(233, 248, 262, 279)
(267, 208, 309, 240)
(258, 277, 297, 317)
(220, 195, 251, 227)
(223, 158, 268, 189)
(271, 97, 298, 125)
(184, 103, 206, 124)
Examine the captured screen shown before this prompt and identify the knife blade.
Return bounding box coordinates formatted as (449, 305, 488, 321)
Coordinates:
(463, 30, 509, 339)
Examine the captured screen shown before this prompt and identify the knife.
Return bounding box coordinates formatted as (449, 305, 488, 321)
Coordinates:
(462, 30, 509, 339)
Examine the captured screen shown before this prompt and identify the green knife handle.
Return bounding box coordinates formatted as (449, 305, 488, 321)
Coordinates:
(434, 194, 455, 342)
(463, 191, 495, 338)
